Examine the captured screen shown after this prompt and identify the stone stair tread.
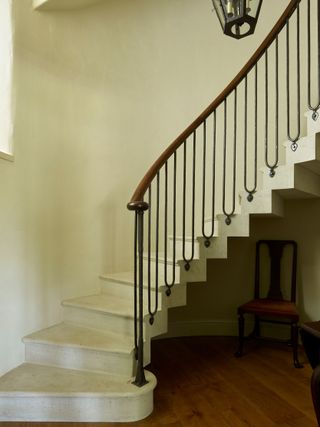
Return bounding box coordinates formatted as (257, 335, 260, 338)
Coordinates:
(23, 323, 134, 354)
(101, 271, 139, 285)
(100, 271, 177, 295)
(0, 363, 156, 397)
(62, 294, 135, 318)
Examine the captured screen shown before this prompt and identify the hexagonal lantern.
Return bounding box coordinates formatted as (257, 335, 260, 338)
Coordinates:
(212, 0, 263, 39)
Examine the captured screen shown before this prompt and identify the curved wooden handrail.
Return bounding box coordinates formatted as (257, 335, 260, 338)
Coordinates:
(128, 0, 300, 208)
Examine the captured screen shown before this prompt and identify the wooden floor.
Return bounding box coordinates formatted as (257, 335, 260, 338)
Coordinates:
(2, 336, 317, 427)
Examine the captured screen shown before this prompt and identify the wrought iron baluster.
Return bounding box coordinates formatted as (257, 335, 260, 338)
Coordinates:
(265, 39, 279, 177)
(147, 186, 152, 323)
(133, 212, 138, 359)
(202, 111, 216, 247)
(182, 133, 196, 271)
(202, 119, 207, 244)
(164, 153, 177, 297)
(286, 6, 301, 152)
(274, 35, 279, 171)
(182, 140, 187, 269)
(132, 203, 149, 387)
(307, 0, 320, 118)
(244, 65, 258, 199)
(148, 175, 159, 325)
(223, 89, 237, 225)
(222, 99, 228, 224)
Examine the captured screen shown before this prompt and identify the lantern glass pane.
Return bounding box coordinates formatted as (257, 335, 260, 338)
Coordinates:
(245, 0, 262, 18)
(212, 0, 225, 29)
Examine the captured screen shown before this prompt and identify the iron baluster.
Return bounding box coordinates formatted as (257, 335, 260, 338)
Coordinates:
(164, 154, 177, 297)
(147, 186, 152, 324)
(244, 75, 249, 196)
(222, 98, 228, 224)
(274, 35, 279, 171)
(265, 39, 279, 177)
(182, 133, 196, 271)
(202, 111, 217, 246)
(202, 119, 207, 244)
(223, 89, 237, 225)
(148, 174, 159, 325)
(133, 212, 138, 359)
(286, 6, 301, 152)
(244, 66, 258, 199)
(132, 203, 149, 387)
(307, 0, 320, 118)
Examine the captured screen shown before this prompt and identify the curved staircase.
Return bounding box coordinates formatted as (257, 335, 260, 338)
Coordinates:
(0, 0, 319, 422)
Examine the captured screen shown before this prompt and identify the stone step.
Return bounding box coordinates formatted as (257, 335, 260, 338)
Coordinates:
(0, 363, 156, 422)
(23, 323, 135, 377)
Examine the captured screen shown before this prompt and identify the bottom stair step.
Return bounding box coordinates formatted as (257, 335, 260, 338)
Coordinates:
(0, 363, 156, 422)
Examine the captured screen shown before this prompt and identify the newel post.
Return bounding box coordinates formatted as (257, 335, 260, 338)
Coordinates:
(127, 201, 149, 387)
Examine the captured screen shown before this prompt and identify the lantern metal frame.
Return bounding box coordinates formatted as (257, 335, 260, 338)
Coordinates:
(212, 0, 263, 40)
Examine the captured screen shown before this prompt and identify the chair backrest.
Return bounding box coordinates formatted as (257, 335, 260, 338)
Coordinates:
(254, 240, 297, 302)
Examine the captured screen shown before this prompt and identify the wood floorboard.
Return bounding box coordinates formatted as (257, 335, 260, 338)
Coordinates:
(1, 336, 317, 427)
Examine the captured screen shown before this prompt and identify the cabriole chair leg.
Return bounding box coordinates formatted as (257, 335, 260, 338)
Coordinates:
(235, 313, 245, 358)
(292, 323, 303, 369)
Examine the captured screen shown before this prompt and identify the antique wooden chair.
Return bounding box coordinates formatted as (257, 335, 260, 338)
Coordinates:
(235, 240, 302, 368)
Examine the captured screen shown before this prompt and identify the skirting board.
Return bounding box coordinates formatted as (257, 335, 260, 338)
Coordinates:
(162, 319, 293, 341)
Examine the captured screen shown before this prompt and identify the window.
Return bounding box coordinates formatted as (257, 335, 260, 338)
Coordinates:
(0, 0, 13, 161)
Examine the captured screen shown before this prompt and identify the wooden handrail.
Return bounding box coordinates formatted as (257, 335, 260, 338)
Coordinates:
(128, 0, 300, 207)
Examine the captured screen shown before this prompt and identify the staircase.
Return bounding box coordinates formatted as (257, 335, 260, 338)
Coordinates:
(0, 0, 319, 422)
(1, 112, 319, 422)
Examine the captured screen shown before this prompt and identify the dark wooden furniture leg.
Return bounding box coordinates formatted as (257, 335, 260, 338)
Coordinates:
(235, 313, 245, 357)
(291, 323, 303, 368)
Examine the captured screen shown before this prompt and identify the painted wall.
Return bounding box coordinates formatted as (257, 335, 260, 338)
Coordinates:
(0, 0, 312, 374)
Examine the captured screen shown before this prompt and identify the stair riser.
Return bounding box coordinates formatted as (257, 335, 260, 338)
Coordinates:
(198, 236, 228, 259)
(306, 111, 320, 137)
(63, 306, 136, 337)
(285, 136, 319, 165)
(63, 306, 169, 343)
(101, 280, 161, 306)
(241, 191, 284, 217)
(178, 258, 207, 283)
(145, 308, 168, 341)
(218, 214, 250, 238)
(100, 280, 186, 312)
(0, 393, 153, 422)
(25, 342, 135, 377)
(262, 163, 320, 198)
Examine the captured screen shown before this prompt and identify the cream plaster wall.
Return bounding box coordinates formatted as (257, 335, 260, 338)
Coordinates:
(0, 0, 309, 374)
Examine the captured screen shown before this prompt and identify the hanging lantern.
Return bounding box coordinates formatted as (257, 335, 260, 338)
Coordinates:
(212, 0, 263, 39)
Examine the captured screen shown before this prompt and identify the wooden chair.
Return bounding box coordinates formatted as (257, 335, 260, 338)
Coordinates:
(235, 240, 302, 368)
